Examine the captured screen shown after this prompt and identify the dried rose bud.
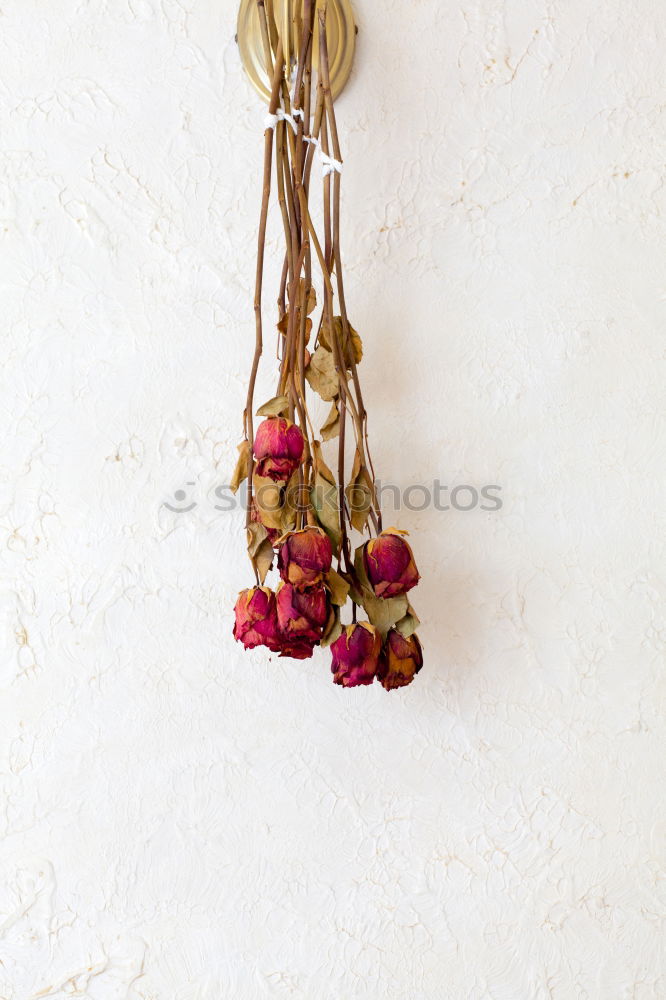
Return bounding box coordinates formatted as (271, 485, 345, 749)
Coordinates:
(330, 622, 382, 688)
(278, 637, 317, 660)
(278, 526, 333, 589)
(233, 587, 281, 652)
(276, 582, 329, 645)
(363, 530, 420, 599)
(253, 416, 304, 482)
(377, 630, 423, 691)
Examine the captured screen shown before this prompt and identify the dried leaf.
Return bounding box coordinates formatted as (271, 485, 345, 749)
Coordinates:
(252, 474, 284, 531)
(321, 603, 342, 648)
(312, 439, 336, 486)
(320, 316, 363, 367)
(325, 568, 350, 607)
(300, 278, 317, 315)
(395, 604, 420, 638)
(278, 311, 312, 344)
(247, 522, 273, 584)
(352, 545, 408, 638)
(305, 345, 340, 402)
(280, 506, 297, 535)
(345, 450, 374, 533)
(247, 521, 267, 558)
(256, 395, 289, 418)
(348, 327, 363, 365)
(364, 589, 408, 639)
(320, 400, 340, 441)
(280, 470, 301, 534)
(230, 440, 252, 495)
(311, 474, 341, 554)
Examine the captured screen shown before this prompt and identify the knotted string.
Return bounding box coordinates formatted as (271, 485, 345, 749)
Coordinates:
(264, 107, 305, 133)
(303, 135, 343, 176)
(265, 109, 343, 177)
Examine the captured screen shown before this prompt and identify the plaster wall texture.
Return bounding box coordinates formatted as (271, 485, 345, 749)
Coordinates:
(0, 1, 664, 998)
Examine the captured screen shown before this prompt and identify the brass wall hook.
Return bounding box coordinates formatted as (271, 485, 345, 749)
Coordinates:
(237, 0, 356, 102)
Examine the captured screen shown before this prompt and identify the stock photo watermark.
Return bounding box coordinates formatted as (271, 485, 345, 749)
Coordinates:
(163, 480, 504, 515)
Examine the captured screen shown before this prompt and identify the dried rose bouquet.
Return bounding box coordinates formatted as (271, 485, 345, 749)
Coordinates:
(231, 1, 422, 690)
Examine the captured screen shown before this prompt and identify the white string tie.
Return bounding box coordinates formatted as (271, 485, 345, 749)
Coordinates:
(320, 151, 343, 176)
(264, 108, 303, 133)
(303, 136, 343, 176)
(266, 119, 343, 176)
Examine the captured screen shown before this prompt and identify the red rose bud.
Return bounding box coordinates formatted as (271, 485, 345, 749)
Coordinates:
(233, 587, 281, 652)
(276, 582, 329, 645)
(364, 531, 420, 598)
(330, 622, 382, 688)
(377, 630, 423, 691)
(278, 526, 333, 589)
(253, 416, 305, 482)
(278, 637, 317, 660)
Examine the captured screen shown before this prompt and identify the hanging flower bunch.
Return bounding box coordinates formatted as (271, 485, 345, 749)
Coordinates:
(231, 1, 423, 690)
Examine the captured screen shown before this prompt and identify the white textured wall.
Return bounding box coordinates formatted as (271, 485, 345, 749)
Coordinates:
(1, 1, 664, 997)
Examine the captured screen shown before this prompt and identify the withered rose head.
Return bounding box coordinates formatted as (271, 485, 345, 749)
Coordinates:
(233, 587, 281, 652)
(276, 582, 329, 645)
(253, 416, 304, 482)
(377, 630, 423, 691)
(363, 530, 420, 598)
(278, 637, 317, 660)
(330, 622, 382, 688)
(278, 526, 333, 589)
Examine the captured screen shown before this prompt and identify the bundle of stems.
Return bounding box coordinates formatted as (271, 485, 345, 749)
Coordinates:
(246, 0, 382, 568)
(232, 0, 422, 682)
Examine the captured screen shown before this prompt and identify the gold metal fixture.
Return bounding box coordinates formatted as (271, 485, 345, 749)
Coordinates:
(237, 0, 356, 101)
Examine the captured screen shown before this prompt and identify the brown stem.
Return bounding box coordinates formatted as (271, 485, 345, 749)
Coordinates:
(247, 5, 382, 589)
(318, 8, 383, 533)
(245, 38, 285, 544)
